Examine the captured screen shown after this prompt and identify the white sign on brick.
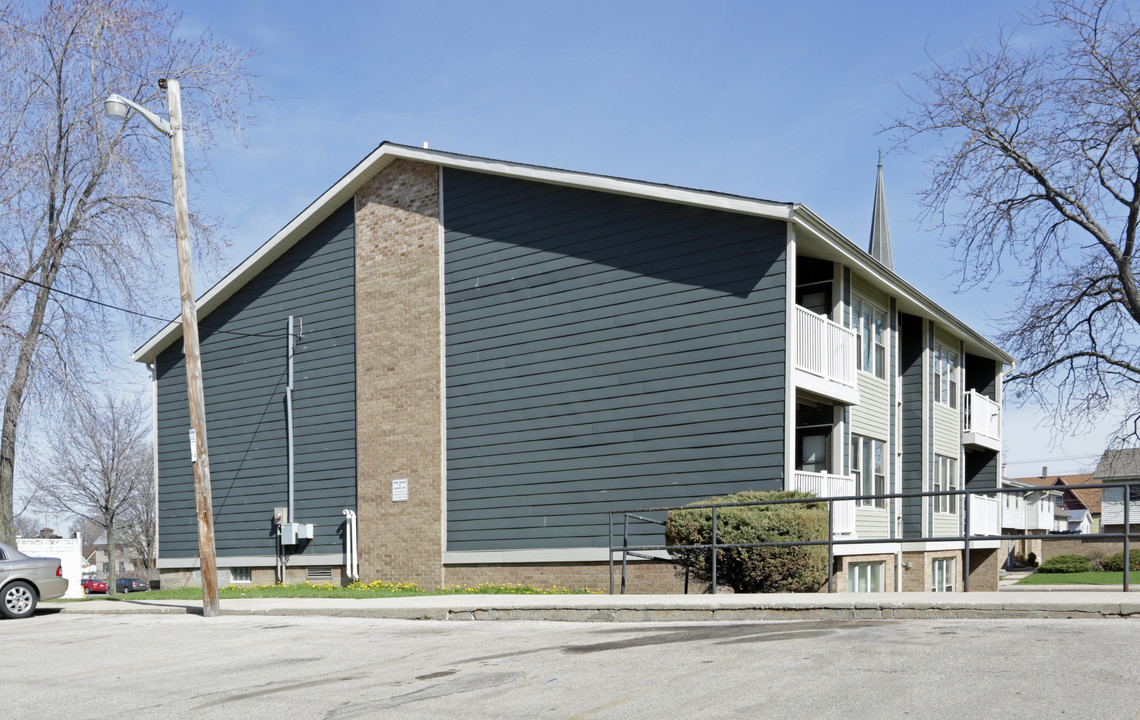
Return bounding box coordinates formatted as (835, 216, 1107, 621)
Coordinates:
(392, 478, 408, 502)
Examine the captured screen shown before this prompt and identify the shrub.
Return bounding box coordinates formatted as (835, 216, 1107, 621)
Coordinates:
(1026, 552, 1038, 567)
(1037, 554, 1091, 573)
(1098, 549, 1140, 572)
(664, 490, 829, 593)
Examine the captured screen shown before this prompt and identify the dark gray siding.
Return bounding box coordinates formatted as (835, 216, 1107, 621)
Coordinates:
(156, 202, 356, 558)
(899, 313, 924, 537)
(443, 169, 787, 550)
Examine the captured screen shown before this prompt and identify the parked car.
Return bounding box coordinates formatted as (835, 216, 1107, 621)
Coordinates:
(80, 577, 107, 594)
(0, 541, 68, 619)
(115, 577, 149, 593)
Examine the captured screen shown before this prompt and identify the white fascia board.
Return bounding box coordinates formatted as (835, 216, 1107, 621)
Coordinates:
(133, 143, 795, 364)
(792, 206, 1014, 366)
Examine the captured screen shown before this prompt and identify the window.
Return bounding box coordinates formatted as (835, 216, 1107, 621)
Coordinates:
(852, 295, 887, 379)
(934, 343, 959, 408)
(934, 455, 958, 514)
(851, 435, 887, 508)
(932, 558, 955, 592)
(849, 562, 884, 592)
(230, 567, 251, 583)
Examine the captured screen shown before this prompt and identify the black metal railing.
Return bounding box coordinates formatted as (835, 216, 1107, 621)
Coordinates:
(607, 481, 1139, 594)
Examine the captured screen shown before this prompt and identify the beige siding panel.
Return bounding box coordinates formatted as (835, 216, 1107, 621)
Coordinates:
(851, 375, 890, 441)
(933, 403, 959, 458)
(934, 325, 959, 349)
(850, 274, 890, 310)
(933, 512, 959, 537)
(855, 507, 890, 539)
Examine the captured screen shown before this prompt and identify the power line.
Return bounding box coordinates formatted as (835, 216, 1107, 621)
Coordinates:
(0, 268, 283, 339)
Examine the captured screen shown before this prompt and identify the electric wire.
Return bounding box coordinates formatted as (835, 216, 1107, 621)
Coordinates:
(0, 268, 284, 339)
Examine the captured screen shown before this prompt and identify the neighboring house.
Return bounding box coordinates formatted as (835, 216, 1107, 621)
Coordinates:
(133, 144, 1013, 593)
(82, 534, 151, 579)
(1011, 471, 1101, 533)
(1093, 449, 1140, 533)
(999, 478, 1054, 568)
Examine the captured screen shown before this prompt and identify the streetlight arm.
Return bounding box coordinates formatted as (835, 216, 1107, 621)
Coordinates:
(103, 93, 172, 138)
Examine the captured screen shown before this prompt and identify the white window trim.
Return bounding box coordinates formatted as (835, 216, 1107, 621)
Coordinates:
(849, 561, 885, 593)
(932, 557, 955, 592)
(852, 434, 887, 509)
(934, 342, 959, 409)
(852, 293, 887, 380)
(934, 455, 958, 515)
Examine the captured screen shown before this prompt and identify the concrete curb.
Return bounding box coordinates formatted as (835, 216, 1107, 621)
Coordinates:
(49, 592, 1140, 621)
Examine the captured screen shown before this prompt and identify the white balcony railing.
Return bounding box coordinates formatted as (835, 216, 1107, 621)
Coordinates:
(963, 390, 1001, 449)
(791, 471, 856, 536)
(967, 494, 1000, 536)
(795, 306, 858, 391)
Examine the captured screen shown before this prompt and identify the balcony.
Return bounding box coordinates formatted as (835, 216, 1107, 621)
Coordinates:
(967, 493, 1000, 536)
(963, 390, 1001, 451)
(790, 470, 856, 536)
(794, 305, 859, 405)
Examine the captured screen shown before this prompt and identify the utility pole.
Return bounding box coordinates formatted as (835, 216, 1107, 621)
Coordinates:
(163, 78, 220, 617)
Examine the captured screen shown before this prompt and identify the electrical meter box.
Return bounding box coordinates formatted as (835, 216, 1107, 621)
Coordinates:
(280, 522, 314, 545)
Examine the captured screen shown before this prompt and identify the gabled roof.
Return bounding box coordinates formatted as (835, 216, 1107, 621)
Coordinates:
(1093, 448, 1140, 481)
(132, 142, 1015, 365)
(1010, 473, 1100, 513)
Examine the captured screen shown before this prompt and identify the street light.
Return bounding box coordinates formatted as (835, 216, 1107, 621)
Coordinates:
(104, 79, 220, 618)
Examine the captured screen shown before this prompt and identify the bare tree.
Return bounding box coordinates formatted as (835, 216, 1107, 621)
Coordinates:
(0, 0, 257, 544)
(891, 0, 1140, 439)
(38, 391, 149, 594)
(119, 446, 156, 581)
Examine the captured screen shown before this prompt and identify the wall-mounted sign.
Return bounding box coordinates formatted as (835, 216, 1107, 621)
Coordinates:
(392, 478, 408, 502)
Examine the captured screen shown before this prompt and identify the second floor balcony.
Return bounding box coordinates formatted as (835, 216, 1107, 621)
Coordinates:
(963, 390, 1001, 451)
(794, 305, 859, 405)
(790, 470, 856, 537)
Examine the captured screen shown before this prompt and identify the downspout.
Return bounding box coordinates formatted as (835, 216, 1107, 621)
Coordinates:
(342, 509, 358, 580)
(286, 316, 299, 522)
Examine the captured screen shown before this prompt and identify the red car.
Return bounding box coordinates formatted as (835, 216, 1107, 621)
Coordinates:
(81, 577, 107, 594)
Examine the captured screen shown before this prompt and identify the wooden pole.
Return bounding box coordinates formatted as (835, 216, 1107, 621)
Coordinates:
(164, 77, 220, 617)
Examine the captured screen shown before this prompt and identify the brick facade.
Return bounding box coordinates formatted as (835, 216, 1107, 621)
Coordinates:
(446, 561, 688, 594)
(355, 159, 445, 588)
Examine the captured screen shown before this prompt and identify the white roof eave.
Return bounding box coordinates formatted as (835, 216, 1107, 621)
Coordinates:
(133, 143, 795, 363)
(791, 205, 1015, 366)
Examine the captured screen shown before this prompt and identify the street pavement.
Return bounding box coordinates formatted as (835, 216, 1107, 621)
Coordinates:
(7, 611, 1139, 719)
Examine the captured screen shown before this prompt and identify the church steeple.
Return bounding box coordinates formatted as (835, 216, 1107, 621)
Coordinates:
(869, 151, 893, 270)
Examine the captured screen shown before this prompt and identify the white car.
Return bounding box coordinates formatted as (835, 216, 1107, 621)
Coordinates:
(0, 541, 68, 619)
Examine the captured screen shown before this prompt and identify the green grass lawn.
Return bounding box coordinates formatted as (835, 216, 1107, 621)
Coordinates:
(53, 579, 601, 602)
(1016, 571, 1131, 586)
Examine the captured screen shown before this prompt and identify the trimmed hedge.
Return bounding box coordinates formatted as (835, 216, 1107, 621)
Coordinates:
(1036, 554, 1092, 573)
(664, 490, 828, 593)
(1099, 549, 1140, 572)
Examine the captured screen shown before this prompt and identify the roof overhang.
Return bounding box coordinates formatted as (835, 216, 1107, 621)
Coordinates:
(791, 206, 1014, 366)
(133, 142, 795, 363)
(134, 142, 1012, 368)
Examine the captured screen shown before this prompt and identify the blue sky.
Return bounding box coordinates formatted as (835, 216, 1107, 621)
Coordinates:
(137, 0, 1108, 474)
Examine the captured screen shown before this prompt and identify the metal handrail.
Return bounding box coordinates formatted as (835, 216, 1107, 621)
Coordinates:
(607, 481, 1140, 595)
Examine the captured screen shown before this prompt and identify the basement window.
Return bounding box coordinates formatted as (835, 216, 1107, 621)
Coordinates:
(230, 567, 251, 583)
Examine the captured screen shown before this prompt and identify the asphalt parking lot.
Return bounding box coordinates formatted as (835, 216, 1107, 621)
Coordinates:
(7, 611, 1140, 719)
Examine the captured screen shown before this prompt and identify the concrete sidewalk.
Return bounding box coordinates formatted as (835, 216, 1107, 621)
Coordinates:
(47, 591, 1140, 621)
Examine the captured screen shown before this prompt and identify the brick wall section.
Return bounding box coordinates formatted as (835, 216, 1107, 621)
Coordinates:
(966, 547, 999, 591)
(1039, 538, 1129, 564)
(901, 550, 964, 592)
(355, 159, 445, 588)
(446, 562, 688, 594)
